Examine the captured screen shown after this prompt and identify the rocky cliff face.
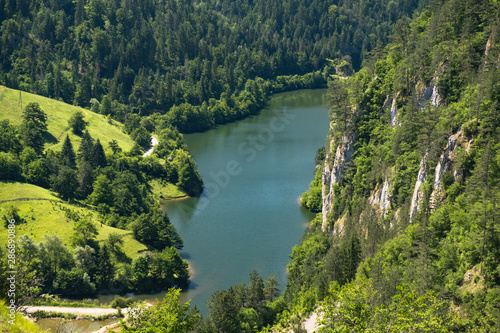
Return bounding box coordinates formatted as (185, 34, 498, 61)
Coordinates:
(380, 94, 401, 127)
(421, 75, 442, 107)
(429, 130, 461, 209)
(409, 152, 428, 222)
(321, 133, 356, 230)
(369, 177, 392, 217)
(321, 70, 455, 230)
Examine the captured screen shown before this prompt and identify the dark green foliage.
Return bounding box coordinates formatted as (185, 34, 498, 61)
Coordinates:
(0, 0, 424, 135)
(171, 150, 203, 196)
(205, 288, 243, 333)
(108, 139, 122, 155)
(77, 161, 94, 199)
(20, 102, 47, 154)
(95, 244, 114, 288)
(68, 110, 88, 135)
(202, 271, 286, 332)
(90, 139, 106, 168)
(53, 268, 96, 297)
(264, 274, 280, 303)
(60, 135, 76, 168)
(77, 131, 94, 163)
(131, 209, 183, 251)
(0, 119, 22, 153)
(0, 152, 22, 180)
(131, 248, 189, 292)
(131, 126, 151, 151)
(248, 270, 265, 311)
(277, 0, 500, 330)
(50, 166, 78, 200)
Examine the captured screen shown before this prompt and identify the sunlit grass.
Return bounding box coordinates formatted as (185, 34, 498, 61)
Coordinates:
(150, 179, 188, 199)
(0, 183, 147, 258)
(0, 85, 134, 153)
(0, 299, 50, 333)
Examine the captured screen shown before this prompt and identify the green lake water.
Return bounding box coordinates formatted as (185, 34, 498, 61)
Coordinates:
(36, 89, 329, 333)
(163, 89, 330, 314)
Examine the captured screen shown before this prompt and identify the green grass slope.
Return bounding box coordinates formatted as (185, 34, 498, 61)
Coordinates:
(0, 300, 49, 333)
(0, 183, 147, 258)
(0, 85, 134, 152)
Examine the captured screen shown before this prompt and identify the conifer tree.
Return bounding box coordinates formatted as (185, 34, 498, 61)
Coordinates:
(91, 139, 106, 168)
(78, 131, 94, 162)
(61, 135, 76, 169)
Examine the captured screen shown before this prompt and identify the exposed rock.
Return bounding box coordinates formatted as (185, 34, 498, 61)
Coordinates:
(485, 34, 493, 56)
(421, 77, 441, 107)
(380, 94, 400, 127)
(409, 152, 428, 222)
(380, 95, 392, 117)
(390, 97, 401, 127)
(429, 129, 463, 209)
(369, 177, 392, 217)
(322, 133, 356, 230)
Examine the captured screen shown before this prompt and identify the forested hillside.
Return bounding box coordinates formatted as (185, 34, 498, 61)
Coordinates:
(2, 0, 499, 332)
(0, 0, 426, 133)
(287, 0, 500, 331)
(155, 0, 499, 331)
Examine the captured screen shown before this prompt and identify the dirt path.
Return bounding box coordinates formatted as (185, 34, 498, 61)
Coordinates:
(301, 308, 324, 333)
(143, 136, 159, 157)
(24, 306, 122, 317)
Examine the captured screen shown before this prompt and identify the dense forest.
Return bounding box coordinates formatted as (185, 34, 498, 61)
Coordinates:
(0, 0, 427, 132)
(286, 0, 500, 331)
(0, 101, 199, 297)
(115, 0, 500, 331)
(1, 0, 499, 332)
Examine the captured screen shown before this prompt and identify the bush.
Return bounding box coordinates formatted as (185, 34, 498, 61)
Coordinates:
(110, 296, 133, 308)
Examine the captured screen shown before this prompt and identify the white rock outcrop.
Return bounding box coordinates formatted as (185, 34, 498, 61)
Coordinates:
(322, 133, 356, 230)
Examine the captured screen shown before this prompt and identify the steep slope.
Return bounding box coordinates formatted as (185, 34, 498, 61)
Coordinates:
(0, 85, 134, 152)
(282, 0, 500, 331)
(0, 182, 147, 258)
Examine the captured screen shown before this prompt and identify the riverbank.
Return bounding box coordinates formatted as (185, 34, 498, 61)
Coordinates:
(25, 306, 123, 317)
(150, 179, 188, 200)
(163, 88, 329, 314)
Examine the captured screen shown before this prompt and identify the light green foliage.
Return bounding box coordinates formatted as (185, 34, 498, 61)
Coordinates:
(121, 288, 200, 332)
(301, 168, 323, 212)
(0, 86, 134, 152)
(88, 174, 113, 206)
(321, 279, 457, 332)
(70, 219, 98, 247)
(0, 300, 49, 332)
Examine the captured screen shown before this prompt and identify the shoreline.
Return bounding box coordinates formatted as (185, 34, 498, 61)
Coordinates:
(163, 195, 190, 201)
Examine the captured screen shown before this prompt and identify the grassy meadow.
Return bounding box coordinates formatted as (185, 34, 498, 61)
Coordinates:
(0, 183, 147, 258)
(0, 85, 134, 152)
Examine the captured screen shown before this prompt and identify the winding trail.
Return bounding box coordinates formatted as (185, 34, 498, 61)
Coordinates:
(143, 136, 159, 157)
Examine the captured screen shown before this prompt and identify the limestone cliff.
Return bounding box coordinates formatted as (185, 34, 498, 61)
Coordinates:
(369, 177, 392, 218)
(409, 152, 428, 222)
(321, 133, 356, 230)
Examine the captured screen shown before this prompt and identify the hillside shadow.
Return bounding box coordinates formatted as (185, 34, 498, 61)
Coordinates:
(43, 131, 58, 144)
